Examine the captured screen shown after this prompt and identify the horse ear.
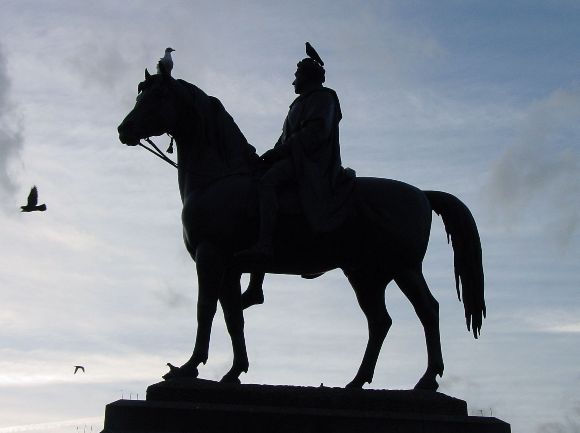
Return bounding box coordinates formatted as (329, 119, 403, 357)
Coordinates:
(145, 68, 151, 80)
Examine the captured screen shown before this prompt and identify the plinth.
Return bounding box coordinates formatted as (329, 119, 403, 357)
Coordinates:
(102, 379, 510, 433)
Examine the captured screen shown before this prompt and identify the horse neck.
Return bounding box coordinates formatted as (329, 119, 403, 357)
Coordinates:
(168, 80, 258, 199)
(173, 129, 256, 201)
(171, 82, 258, 200)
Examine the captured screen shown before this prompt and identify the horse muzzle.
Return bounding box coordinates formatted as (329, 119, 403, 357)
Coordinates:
(117, 120, 140, 146)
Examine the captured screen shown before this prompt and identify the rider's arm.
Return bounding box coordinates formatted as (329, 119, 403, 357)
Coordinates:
(277, 91, 336, 156)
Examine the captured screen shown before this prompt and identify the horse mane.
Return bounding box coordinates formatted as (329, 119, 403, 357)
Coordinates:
(175, 79, 260, 169)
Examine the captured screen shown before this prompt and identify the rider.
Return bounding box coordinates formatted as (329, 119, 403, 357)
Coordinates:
(238, 43, 355, 261)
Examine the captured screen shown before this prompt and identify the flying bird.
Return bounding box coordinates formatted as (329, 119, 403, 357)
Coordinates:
(20, 186, 46, 212)
(73, 365, 85, 374)
(305, 42, 324, 66)
(157, 47, 175, 76)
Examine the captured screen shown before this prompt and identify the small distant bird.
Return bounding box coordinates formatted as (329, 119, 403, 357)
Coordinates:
(74, 365, 85, 374)
(157, 47, 175, 76)
(305, 42, 324, 66)
(20, 186, 46, 212)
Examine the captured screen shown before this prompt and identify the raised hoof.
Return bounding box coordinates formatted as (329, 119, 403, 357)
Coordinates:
(414, 375, 439, 391)
(162, 362, 199, 380)
(241, 289, 264, 310)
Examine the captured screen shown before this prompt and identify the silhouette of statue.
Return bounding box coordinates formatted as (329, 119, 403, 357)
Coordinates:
(117, 44, 485, 391)
(237, 42, 354, 261)
(21, 186, 46, 212)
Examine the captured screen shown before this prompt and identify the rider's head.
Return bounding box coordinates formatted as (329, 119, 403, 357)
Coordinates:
(292, 58, 325, 95)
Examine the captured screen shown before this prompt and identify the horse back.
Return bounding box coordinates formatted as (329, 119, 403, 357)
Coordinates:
(354, 177, 432, 261)
(182, 175, 432, 271)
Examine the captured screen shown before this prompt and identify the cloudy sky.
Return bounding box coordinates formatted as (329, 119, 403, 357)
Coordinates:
(0, 1, 578, 432)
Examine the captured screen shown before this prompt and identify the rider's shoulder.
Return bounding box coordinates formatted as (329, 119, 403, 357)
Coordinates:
(308, 86, 338, 99)
(292, 87, 339, 108)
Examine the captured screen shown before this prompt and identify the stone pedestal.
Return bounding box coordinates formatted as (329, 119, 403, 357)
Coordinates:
(102, 379, 510, 433)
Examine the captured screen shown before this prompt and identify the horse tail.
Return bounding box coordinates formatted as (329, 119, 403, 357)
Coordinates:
(424, 191, 486, 338)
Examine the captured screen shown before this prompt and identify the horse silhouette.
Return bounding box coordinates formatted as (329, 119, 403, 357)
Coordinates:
(117, 69, 485, 391)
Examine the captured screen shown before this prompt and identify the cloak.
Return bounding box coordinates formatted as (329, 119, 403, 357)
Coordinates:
(274, 87, 355, 232)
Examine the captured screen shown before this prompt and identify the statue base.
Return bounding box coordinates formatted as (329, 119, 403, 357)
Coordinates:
(102, 379, 510, 433)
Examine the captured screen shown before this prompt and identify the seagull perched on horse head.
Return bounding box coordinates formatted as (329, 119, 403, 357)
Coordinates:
(157, 47, 175, 76)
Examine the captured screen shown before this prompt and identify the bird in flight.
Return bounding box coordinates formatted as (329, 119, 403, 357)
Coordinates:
(157, 47, 175, 76)
(20, 186, 47, 212)
(73, 366, 85, 374)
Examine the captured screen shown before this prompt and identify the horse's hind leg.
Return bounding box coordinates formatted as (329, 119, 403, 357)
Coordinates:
(219, 269, 249, 383)
(395, 267, 444, 391)
(344, 269, 393, 388)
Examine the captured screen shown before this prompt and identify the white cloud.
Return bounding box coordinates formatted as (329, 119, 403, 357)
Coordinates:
(0, 417, 101, 433)
(0, 41, 24, 208)
(485, 86, 580, 245)
(544, 323, 580, 334)
(0, 351, 173, 386)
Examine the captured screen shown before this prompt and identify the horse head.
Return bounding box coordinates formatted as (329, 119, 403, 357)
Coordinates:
(118, 68, 182, 146)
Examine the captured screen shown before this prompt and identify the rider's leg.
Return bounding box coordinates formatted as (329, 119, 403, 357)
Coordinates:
(237, 159, 294, 258)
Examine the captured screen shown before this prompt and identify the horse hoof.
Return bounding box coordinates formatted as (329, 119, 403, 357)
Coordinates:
(241, 290, 264, 310)
(345, 378, 365, 389)
(162, 363, 199, 380)
(220, 374, 241, 384)
(414, 376, 439, 391)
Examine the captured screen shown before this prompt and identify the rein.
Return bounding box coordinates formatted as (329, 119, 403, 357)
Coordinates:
(133, 80, 258, 182)
(139, 137, 178, 169)
(137, 136, 255, 184)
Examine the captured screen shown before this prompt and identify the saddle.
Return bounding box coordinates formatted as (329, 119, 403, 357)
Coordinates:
(246, 170, 303, 218)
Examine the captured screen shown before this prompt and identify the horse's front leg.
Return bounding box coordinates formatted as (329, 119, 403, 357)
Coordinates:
(163, 242, 224, 380)
(219, 269, 249, 383)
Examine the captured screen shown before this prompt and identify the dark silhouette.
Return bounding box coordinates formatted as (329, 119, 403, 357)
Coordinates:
(103, 379, 511, 432)
(117, 45, 485, 391)
(305, 41, 324, 66)
(20, 186, 46, 212)
(240, 271, 265, 309)
(74, 365, 85, 374)
(237, 42, 354, 261)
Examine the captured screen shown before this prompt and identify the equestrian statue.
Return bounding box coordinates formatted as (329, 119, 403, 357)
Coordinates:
(117, 43, 485, 391)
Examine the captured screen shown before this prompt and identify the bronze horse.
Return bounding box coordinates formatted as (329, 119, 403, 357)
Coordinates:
(117, 69, 485, 391)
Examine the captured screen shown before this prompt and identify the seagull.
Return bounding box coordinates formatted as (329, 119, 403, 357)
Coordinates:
(305, 42, 324, 66)
(73, 366, 85, 374)
(20, 186, 46, 212)
(157, 47, 175, 76)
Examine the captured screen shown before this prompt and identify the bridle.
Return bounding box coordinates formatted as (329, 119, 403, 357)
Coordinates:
(138, 137, 178, 169)
(137, 135, 255, 186)
(132, 79, 257, 183)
